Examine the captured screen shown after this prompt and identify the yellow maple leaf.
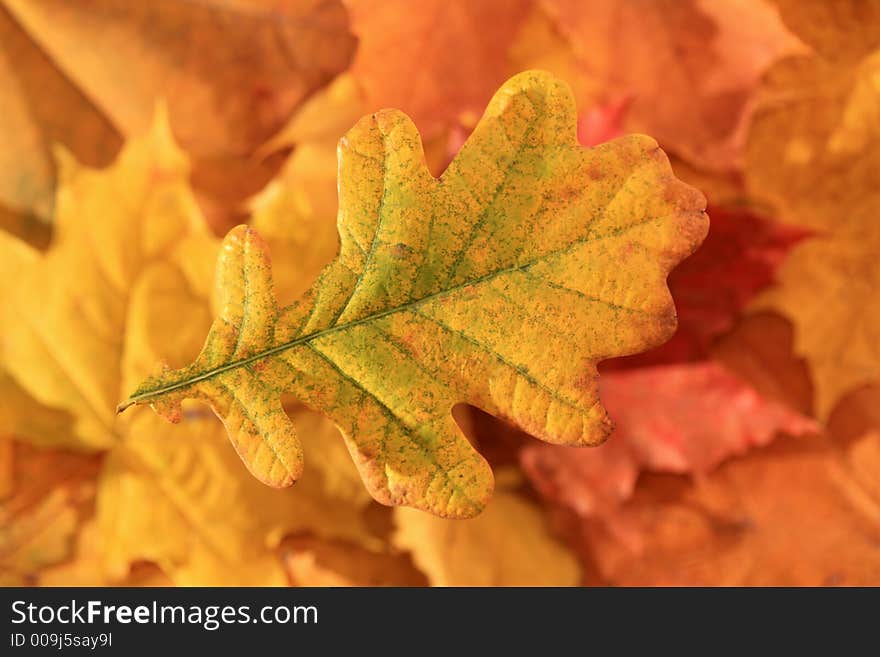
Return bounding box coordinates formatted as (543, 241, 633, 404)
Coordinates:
(746, 0, 880, 232)
(97, 411, 376, 586)
(0, 108, 217, 450)
(121, 71, 708, 518)
(1, 109, 384, 585)
(745, 0, 880, 418)
(393, 470, 580, 586)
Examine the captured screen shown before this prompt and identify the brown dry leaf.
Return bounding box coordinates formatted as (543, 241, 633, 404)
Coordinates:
(577, 434, 880, 586)
(538, 0, 801, 169)
(0, 0, 356, 231)
(393, 470, 580, 586)
(346, 0, 533, 137)
(0, 440, 100, 585)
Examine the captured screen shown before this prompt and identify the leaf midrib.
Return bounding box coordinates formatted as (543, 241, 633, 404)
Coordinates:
(119, 212, 668, 410)
(118, 259, 534, 410)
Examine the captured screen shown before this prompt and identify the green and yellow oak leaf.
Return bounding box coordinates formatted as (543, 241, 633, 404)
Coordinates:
(250, 73, 463, 306)
(0, 110, 382, 585)
(121, 71, 708, 518)
(393, 469, 580, 586)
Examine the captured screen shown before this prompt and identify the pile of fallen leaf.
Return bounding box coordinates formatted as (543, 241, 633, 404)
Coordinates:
(2, 0, 879, 587)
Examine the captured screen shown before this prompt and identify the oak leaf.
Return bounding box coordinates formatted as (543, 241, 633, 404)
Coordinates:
(393, 470, 580, 586)
(521, 361, 817, 518)
(121, 72, 708, 518)
(609, 206, 807, 367)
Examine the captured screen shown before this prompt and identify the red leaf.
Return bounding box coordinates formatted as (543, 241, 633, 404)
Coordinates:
(521, 361, 817, 517)
(607, 207, 808, 368)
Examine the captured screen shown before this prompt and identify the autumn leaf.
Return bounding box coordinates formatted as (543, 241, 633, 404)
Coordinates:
(710, 311, 814, 416)
(0, 0, 356, 231)
(281, 536, 427, 587)
(746, 0, 880, 232)
(346, 0, 533, 137)
(609, 206, 807, 367)
(537, 0, 801, 170)
(393, 469, 580, 586)
(0, 5, 120, 238)
(744, 1, 880, 418)
(522, 361, 817, 518)
(120, 71, 708, 518)
(0, 108, 218, 451)
(1, 111, 387, 585)
(0, 440, 100, 585)
(570, 433, 880, 586)
(38, 520, 173, 587)
(97, 411, 377, 586)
